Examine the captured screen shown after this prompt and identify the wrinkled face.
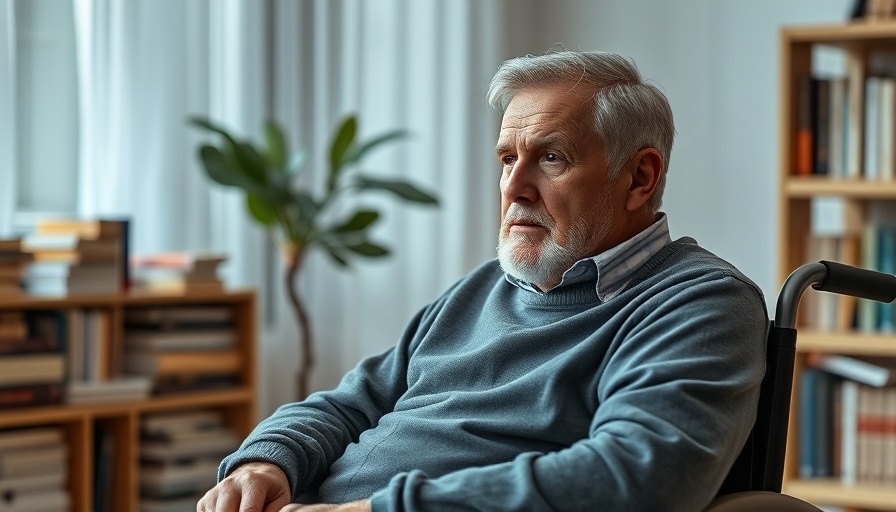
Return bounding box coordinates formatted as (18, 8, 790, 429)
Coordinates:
(496, 81, 630, 291)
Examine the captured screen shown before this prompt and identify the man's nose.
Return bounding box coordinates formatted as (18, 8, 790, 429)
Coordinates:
(501, 161, 539, 205)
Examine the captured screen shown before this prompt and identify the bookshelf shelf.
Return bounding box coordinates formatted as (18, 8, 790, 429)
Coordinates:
(783, 479, 896, 510)
(796, 330, 896, 356)
(780, 21, 896, 511)
(785, 176, 896, 198)
(0, 289, 257, 512)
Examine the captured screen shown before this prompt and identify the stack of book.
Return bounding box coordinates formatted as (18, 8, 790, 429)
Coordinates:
(123, 305, 240, 394)
(799, 353, 896, 485)
(0, 238, 32, 296)
(139, 410, 240, 512)
(0, 426, 70, 511)
(22, 218, 129, 296)
(62, 307, 152, 405)
(131, 252, 226, 294)
(0, 311, 65, 409)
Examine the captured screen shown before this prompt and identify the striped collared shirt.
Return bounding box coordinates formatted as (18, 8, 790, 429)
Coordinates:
(505, 213, 672, 302)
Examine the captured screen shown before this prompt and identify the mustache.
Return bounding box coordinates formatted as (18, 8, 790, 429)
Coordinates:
(502, 203, 553, 229)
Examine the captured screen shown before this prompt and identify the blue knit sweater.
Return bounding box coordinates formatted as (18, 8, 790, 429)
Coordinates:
(219, 238, 768, 511)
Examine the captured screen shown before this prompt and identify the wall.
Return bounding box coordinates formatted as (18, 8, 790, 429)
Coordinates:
(510, 0, 855, 309)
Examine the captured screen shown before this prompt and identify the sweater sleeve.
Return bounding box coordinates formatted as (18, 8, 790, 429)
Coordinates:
(369, 273, 768, 512)
(217, 307, 428, 499)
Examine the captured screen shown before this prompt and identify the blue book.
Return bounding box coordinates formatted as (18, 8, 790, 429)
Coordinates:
(813, 371, 834, 478)
(799, 367, 819, 479)
(876, 226, 896, 332)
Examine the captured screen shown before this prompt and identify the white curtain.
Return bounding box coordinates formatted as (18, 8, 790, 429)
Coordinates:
(73, 0, 267, 276)
(0, 0, 15, 236)
(267, 0, 507, 412)
(71, 0, 516, 416)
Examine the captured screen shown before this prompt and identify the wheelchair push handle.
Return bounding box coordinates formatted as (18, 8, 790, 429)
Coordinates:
(813, 260, 896, 303)
(775, 261, 896, 329)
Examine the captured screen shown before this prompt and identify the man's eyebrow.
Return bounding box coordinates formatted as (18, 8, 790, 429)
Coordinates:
(496, 134, 570, 155)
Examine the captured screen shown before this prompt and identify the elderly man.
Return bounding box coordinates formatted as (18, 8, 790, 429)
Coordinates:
(198, 51, 767, 512)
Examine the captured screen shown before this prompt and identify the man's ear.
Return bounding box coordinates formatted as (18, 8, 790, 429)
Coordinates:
(624, 148, 663, 212)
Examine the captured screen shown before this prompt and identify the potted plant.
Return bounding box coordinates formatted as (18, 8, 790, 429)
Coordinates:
(190, 115, 438, 399)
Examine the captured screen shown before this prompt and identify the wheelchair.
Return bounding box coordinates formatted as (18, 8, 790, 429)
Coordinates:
(704, 260, 896, 511)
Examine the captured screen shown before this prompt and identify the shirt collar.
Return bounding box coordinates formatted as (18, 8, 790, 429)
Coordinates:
(504, 213, 672, 302)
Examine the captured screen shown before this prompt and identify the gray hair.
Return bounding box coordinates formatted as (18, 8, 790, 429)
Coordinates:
(487, 50, 674, 213)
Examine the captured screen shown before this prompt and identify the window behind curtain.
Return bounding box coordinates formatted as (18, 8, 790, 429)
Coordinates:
(14, 0, 78, 225)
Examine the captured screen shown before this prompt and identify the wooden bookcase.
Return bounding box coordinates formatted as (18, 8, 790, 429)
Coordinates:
(779, 22, 896, 511)
(0, 290, 257, 512)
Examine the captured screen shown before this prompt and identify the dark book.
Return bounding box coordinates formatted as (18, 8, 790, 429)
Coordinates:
(813, 78, 831, 175)
(799, 367, 818, 478)
(0, 382, 63, 409)
(814, 370, 835, 478)
(93, 426, 115, 512)
(796, 74, 817, 176)
(0, 336, 62, 355)
(151, 374, 240, 395)
(125, 306, 234, 330)
(24, 310, 66, 353)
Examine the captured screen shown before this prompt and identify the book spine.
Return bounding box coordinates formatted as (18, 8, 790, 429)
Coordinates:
(800, 368, 818, 478)
(842, 379, 860, 485)
(0, 382, 63, 409)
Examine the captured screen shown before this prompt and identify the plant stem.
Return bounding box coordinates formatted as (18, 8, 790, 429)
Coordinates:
(285, 249, 313, 400)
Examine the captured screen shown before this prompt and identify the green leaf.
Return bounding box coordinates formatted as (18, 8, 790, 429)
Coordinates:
(190, 117, 237, 143)
(232, 141, 269, 185)
(321, 243, 350, 267)
(345, 241, 390, 257)
(198, 145, 244, 187)
(342, 130, 408, 166)
(355, 176, 439, 205)
(295, 191, 320, 221)
(328, 116, 357, 191)
(264, 120, 288, 170)
(329, 210, 380, 233)
(245, 193, 279, 227)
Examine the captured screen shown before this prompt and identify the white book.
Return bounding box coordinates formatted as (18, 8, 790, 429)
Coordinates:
(841, 379, 859, 486)
(879, 77, 895, 181)
(140, 458, 219, 497)
(124, 329, 236, 352)
(810, 196, 863, 236)
(0, 443, 68, 478)
(846, 55, 865, 178)
(140, 430, 239, 462)
(0, 469, 66, 495)
(141, 410, 223, 437)
(0, 427, 63, 451)
(0, 488, 69, 512)
(65, 376, 152, 404)
(884, 388, 896, 484)
(865, 76, 882, 179)
(812, 354, 896, 388)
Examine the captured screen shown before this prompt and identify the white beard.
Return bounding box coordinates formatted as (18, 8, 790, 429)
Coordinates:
(497, 195, 612, 291)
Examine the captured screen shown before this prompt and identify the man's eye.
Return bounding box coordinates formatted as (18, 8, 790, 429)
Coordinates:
(544, 152, 562, 163)
(502, 155, 516, 166)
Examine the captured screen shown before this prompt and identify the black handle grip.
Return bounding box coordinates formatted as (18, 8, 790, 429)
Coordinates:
(812, 260, 896, 303)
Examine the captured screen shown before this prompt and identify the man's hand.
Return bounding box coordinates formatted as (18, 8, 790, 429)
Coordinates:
(280, 499, 371, 512)
(196, 461, 292, 512)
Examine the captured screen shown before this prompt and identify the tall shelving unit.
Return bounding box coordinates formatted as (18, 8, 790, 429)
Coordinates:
(0, 290, 257, 512)
(780, 22, 896, 511)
